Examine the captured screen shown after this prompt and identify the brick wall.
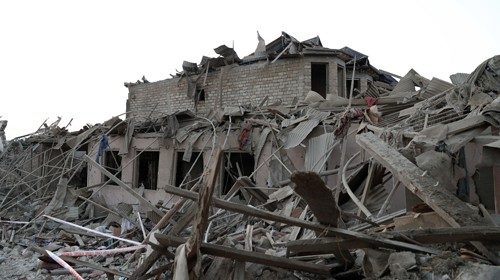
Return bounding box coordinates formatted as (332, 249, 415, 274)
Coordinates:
(127, 56, 346, 120)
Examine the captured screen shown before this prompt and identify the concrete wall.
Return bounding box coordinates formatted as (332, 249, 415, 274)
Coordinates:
(346, 71, 373, 95)
(85, 122, 384, 213)
(127, 56, 346, 121)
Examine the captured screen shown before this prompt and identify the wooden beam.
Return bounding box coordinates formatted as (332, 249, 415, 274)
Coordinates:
(287, 237, 370, 256)
(356, 132, 498, 264)
(129, 250, 164, 279)
(161, 185, 439, 254)
(185, 148, 222, 276)
(385, 226, 500, 244)
(156, 233, 336, 275)
(84, 155, 164, 217)
(288, 226, 500, 256)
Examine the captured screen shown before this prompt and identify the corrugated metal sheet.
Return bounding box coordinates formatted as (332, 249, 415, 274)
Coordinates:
(420, 77, 454, 98)
(391, 76, 415, 95)
(365, 83, 380, 98)
(307, 109, 331, 121)
(304, 133, 338, 172)
(254, 127, 271, 169)
(183, 129, 205, 162)
(450, 73, 469, 85)
(283, 109, 330, 149)
(283, 118, 320, 149)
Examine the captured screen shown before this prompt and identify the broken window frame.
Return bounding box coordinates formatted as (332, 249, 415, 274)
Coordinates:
(134, 150, 160, 190)
(195, 88, 206, 102)
(220, 151, 256, 196)
(311, 62, 329, 98)
(174, 150, 205, 189)
(346, 78, 361, 97)
(102, 150, 122, 184)
(337, 64, 346, 97)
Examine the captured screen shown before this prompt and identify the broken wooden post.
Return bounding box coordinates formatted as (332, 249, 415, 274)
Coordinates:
(183, 148, 222, 277)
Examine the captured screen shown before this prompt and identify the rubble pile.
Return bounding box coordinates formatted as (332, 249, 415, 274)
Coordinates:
(0, 44, 499, 279)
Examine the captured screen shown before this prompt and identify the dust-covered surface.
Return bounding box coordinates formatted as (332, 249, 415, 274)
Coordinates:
(0, 244, 45, 280)
(373, 250, 499, 280)
(0, 241, 139, 279)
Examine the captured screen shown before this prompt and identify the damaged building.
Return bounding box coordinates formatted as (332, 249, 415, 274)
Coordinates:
(0, 32, 500, 279)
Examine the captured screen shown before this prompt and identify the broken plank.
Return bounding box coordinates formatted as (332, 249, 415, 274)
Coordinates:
(287, 237, 370, 256)
(129, 249, 164, 279)
(288, 225, 500, 256)
(185, 148, 222, 275)
(156, 233, 336, 275)
(289, 205, 308, 241)
(441, 115, 487, 136)
(384, 226, 500, 244)
(169, 204, 197, 235)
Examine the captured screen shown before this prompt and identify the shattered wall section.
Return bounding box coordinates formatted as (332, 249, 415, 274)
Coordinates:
(127, 56, 346, 121)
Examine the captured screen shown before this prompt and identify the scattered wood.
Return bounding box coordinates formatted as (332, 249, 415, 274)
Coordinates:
(161, 185, 439, 254)
(156, 233, 338, 275)
(184, 148, 222, 277)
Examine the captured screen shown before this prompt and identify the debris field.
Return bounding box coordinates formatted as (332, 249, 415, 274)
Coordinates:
(0, 32, 499, 279)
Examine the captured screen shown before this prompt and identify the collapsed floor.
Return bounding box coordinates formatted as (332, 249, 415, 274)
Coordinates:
(0, 55, 500, 279)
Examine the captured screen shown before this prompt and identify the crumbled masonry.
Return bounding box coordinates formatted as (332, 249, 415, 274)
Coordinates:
(1, 32, 500, 279)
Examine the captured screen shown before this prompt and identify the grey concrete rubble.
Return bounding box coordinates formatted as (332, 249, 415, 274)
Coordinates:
(0, 32, 499, 279)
